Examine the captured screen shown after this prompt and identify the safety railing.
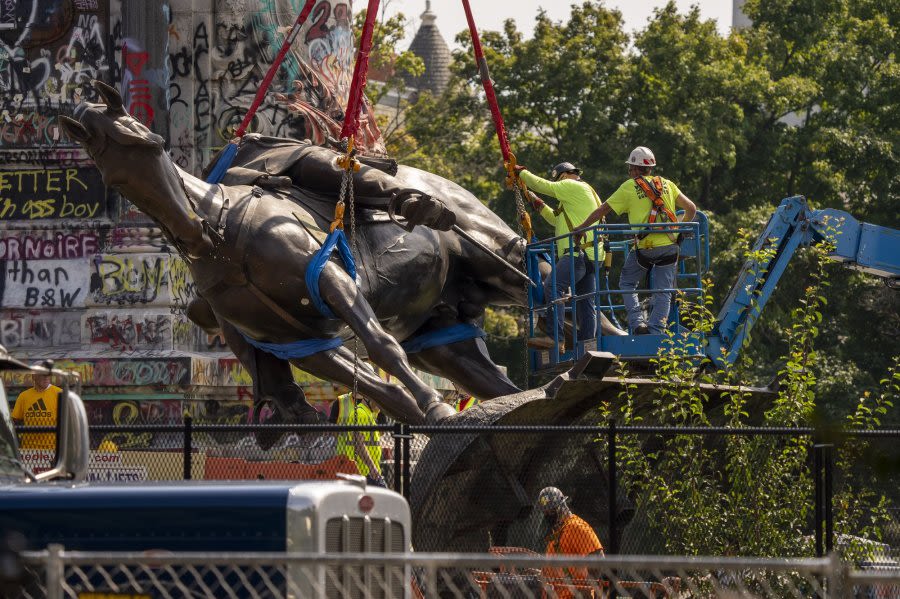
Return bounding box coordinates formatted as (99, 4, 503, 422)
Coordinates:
(525, 214, 709, 372)
(17, 547, 900, 598)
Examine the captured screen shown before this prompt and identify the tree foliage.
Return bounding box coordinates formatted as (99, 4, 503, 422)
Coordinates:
(386, 0, 898, 416)
(602, 236, 897, 559)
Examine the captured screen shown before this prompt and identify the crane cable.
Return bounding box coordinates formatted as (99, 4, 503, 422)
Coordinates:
(337, 0, 381, 399)
(461, 0, 533, 242)
(206, 0, 318, 183)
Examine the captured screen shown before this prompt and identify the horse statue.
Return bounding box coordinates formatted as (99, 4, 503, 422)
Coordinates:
(60, 81, 622, 432)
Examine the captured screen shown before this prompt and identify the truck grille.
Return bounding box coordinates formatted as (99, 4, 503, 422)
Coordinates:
(325, 516, 405, 598)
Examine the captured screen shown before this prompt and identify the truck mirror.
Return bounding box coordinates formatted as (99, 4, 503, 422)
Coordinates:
(33, 373, 89, 483)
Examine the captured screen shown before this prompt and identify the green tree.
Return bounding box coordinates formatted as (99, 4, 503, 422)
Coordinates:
(622, 4, 779, 212)
(605, 234, 896, 559)
(735, 0, 899, 223)
(388, 1, 900, 408)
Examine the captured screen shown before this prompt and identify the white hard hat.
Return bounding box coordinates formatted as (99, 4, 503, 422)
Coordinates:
(626, 146, 656, 167)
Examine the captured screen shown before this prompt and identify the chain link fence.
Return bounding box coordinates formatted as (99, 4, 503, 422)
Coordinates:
(15, 547, 900, 598)
(14, 423, 900, 563)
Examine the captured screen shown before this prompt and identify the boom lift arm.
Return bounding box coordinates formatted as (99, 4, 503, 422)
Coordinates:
(708, 196, 900, 365)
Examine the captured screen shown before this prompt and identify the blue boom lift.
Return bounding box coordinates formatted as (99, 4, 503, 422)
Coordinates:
(526, 196, 900, 373)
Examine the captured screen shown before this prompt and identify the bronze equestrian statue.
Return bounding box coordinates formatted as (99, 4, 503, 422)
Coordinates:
(60, 81, 622, 434)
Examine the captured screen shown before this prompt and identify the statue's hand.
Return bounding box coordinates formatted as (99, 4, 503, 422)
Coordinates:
(397, 193, 456, 231)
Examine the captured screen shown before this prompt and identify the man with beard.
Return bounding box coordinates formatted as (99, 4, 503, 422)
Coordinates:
(537, 486, 604, 598)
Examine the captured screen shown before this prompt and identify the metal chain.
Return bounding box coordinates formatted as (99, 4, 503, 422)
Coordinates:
(346, 168, 359, 400)
(513, 184, 528, 224)
(513, 185, 530, 382)
(337, 167, 350, 205)
(334, 146, 360, 399)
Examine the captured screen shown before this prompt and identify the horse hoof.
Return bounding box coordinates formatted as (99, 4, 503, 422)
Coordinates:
(424, 401, 455, 424)
(255, 410, 285, 451)
(298, 408, 323, 425)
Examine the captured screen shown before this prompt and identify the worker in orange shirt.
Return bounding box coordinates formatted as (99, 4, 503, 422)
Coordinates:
(537, 486, 604, 598)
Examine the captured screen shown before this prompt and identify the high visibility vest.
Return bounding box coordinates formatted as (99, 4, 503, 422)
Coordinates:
(335, 393, 381, 477)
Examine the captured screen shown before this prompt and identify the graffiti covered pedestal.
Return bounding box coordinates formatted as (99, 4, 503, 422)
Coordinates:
(1, 351, 347, 447)
(1, 0, 365, 439)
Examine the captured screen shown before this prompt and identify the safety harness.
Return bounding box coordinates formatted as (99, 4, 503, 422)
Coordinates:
(634, 176, 678, 243)
(632, 176, 679, 270)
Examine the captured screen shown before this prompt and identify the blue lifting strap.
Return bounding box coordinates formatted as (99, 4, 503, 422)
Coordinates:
(240, 331, 343, 360)
(306, 228, 358, 319)
(401, 323, 486, 354)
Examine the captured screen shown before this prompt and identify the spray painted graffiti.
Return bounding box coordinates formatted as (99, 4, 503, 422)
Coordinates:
(0, 167, 106, 220)
(0, 112, 62, 148)
(89, 254, 167, 306)
(88, 253, 191, 307)
(164, 0, 367, 170)
(0, 0, 110, 148)
(0, 231, 99, 260)
(304, 1, 353, 99)
(86, 398, 184, 449)
(192, 357, 252, 387)
(88, 358, 191, 386)
(84, 312, 173, 352)
(122, 43, 154, 126)
(187, 397, 254, 425)
(168, 254, 195, 309)
(108, 227, 166, 250)
(0, 311, 81, 349)
(0, 147, 89, 167)
(0, 259, 89, 308)
(173, 313, 227, 352)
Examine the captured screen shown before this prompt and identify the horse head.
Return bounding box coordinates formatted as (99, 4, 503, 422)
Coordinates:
(59, 80, 214, 259)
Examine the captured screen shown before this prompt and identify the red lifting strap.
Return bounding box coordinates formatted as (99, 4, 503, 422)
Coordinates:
(462, 0, 511, 163)
(235, 0, 317, 139)
(340, 0, 381, 141)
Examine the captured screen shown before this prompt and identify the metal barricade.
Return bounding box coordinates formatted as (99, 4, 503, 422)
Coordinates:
(20, 547, 888, 599)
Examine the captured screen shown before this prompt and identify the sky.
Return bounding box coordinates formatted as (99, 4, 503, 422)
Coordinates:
(382, 0, 735, 48)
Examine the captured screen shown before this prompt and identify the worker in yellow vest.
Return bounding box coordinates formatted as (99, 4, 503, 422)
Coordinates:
(517, 161, 605, 352)
(576, 147, 697, 334)
(334, 392, 385, 487)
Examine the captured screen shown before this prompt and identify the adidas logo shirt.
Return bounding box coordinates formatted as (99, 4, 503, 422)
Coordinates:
(11, 385, 61, 449)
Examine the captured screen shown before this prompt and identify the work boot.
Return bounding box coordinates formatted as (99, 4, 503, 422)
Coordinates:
(633, 324, 650, 335)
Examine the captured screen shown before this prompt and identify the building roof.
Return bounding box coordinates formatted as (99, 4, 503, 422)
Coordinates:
(403, 1, 452, 94)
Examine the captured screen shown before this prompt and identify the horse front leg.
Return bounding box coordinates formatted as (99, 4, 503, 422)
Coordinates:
(290, 345, 426, 425)
(319, 265, 455, 424)
(408, 336, 521, 400)
(218, 320, 320, 430)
